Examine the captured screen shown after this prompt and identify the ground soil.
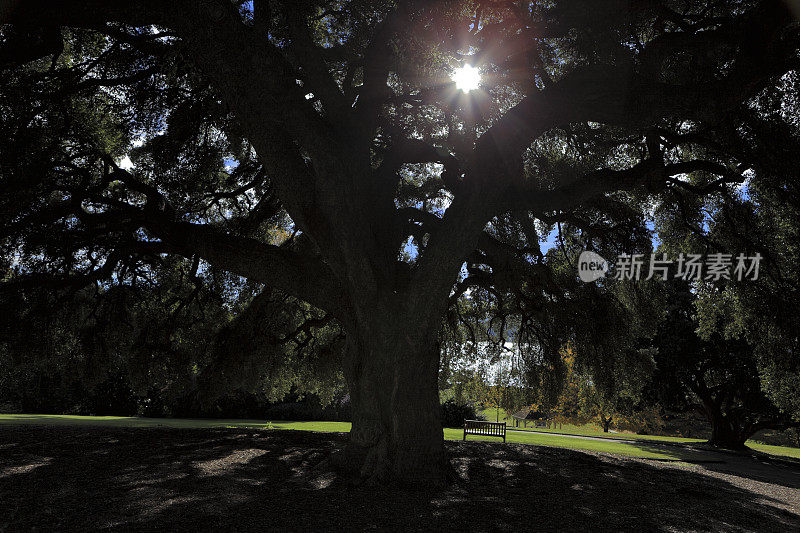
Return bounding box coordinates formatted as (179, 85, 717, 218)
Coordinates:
(1, 425, 798, 532)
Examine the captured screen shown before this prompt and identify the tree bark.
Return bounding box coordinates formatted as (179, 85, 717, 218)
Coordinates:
(703, 401, 749, 450)
(335, 316, 448, 487)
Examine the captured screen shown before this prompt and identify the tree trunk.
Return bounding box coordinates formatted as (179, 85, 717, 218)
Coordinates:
(336, 319, 448, 487)
(704, 402, 749, 450)
(601, 415, 612, 433)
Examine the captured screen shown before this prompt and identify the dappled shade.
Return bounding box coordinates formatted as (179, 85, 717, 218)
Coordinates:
(1, 426, 797, 531)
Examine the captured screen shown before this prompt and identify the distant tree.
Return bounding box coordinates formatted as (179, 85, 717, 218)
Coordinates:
(649, 70, 800, 444)
(692, 140, 800, 427)
(545, 344, 584, 426)
(545, 341, 656, 433)
(649, 280, 798, 448)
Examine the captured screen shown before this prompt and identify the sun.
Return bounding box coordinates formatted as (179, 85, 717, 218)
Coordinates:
(452, 64, 481, 92)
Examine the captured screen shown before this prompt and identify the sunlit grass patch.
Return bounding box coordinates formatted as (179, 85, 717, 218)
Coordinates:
(3, 414, 799, 463)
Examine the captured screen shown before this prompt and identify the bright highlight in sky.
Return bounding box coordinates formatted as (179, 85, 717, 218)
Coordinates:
(452, 64, 481, 92)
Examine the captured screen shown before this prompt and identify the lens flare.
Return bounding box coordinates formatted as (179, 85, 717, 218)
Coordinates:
(452, 65, 481, 92)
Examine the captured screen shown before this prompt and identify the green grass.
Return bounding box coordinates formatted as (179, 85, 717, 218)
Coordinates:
(477, 408, 702, 443)
(444, 427, 716, 461)
(504, 420, 800, 457)
(478, 407, 509, 422)
(748, 442, 800, 459)
(3, 413, 799, 463)
(509, 422, 705, 444)
(0, 413, 345, 432)
(0, 413, 703, 461)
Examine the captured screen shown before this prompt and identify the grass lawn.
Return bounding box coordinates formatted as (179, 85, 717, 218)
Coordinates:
(502, 420, 800, 458)
(480, 409, 794, 451)
(3, 413, 799, 462)
(477, 408, 706, 444)
(0, 413, 704, 461)
(442, 427, 717, 461)
(0, 413, 341, 432)
(478, 407, 508, 422)
(748, 442, 800, 459)
(511, 422, 705, 444)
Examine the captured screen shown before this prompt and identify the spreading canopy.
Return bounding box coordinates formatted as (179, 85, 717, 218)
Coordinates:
(2, 0, 799, 482)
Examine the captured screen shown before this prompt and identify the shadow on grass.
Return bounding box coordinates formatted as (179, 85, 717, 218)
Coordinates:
(0, 426, 797, 531)
(625, 440, 800, 491)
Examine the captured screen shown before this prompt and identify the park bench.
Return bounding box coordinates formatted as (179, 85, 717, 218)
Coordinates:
(463, 419, 506, 442)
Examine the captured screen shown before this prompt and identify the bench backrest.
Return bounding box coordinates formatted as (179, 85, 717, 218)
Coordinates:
(464, 419, 506, 436)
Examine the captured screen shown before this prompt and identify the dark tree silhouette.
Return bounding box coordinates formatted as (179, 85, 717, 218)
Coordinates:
(2, 1, 799, 484)
(649, 281, 798, 449)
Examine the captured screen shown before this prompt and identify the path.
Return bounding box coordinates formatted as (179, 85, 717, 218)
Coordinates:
(505, 426, 800, 490)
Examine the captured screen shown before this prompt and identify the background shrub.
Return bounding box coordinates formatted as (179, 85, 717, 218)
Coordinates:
(440, 398, 484, 428)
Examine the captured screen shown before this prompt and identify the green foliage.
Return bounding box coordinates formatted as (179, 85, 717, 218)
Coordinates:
(0, 27, 345, 414)
(0, 255, 346, 416)
(1, 2, 798, 457)
(440, 398, 484, 428)
(648, 73, 800, 425)
(643, 279, 794, 445)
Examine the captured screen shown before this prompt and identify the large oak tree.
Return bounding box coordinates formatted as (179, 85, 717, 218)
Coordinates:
(2, 0, 799, 484)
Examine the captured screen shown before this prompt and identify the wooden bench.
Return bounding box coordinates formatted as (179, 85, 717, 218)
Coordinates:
(463, 419, 506, 442)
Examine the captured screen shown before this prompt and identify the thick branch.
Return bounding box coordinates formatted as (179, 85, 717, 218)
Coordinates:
(281, 3, 349, 124)
(376, 138, 462, 192)
(146, 218, 347, 319)
(101, 159, 348, 318)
